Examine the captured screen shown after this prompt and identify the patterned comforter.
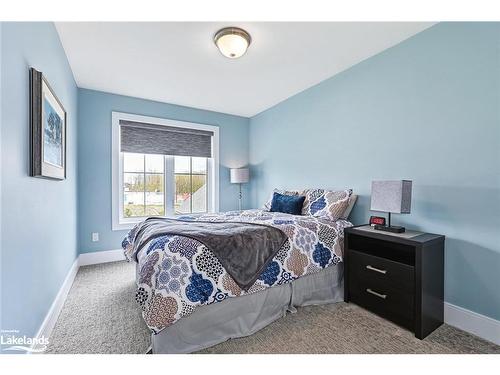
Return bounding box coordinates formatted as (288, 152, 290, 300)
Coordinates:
(122, 209, 352, 334)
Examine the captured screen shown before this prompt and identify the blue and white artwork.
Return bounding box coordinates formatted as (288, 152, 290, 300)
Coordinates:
(43, 98, 63, 167)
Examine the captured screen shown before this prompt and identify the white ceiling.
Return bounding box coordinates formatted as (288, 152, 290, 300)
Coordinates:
(55, 22, 434, 117)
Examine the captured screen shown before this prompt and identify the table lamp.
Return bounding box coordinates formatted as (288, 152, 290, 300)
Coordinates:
(370, 180, 412, 233)
(230, 168, 249, 211)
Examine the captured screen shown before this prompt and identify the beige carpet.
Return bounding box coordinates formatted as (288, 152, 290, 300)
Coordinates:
(46, 261, 499, 354)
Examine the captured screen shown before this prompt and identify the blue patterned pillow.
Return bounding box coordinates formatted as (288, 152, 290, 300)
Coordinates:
(302, 189, 352, 221)
(270, 192, 306, 215)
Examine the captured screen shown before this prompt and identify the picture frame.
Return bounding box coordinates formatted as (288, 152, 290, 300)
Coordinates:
(30, 68, 67, 180)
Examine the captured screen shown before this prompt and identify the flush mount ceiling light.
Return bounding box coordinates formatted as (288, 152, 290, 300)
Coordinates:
(214, 27, 251, 59)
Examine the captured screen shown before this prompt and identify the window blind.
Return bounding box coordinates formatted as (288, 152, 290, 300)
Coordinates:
(120, 120, 213, 158)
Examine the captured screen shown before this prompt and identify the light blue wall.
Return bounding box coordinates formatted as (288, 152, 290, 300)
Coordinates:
(0, 23, 3, 332)
(249, 23, 500, 320)
(0, 23, 79, 338)
(78, 89, 249, 253)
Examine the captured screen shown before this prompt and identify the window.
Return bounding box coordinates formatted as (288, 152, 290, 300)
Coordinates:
(112, 112, 219, 230)
(174, 156, 208, 214)
(123, 153, 165, 218)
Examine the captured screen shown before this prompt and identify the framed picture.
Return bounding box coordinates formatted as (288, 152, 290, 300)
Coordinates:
(30, 68, 66, 180)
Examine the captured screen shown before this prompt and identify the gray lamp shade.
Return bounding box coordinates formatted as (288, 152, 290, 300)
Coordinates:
(370, 180, 412, 214)
(230, 168, 249, 184)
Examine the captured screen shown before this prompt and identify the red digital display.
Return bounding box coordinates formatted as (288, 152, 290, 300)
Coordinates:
(370, 216, 386, 226)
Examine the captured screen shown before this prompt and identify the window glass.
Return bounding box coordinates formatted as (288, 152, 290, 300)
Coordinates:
(145, 174, 164, 216)
(124, 173, 145, 191)
(174, 156, 190, 174)
(145, 154, 163, 173)
(192, 157, 207, 174)
(124, 173, 145, 217)
(175, 174, 192, 214)
(145, 192, 164, 216)
(124, 153, 144, 172)
(192, 174, 207, 213)
(145, 173, 164, 192)
(174, 157, 208, 214)
(123, 154, 165, 218)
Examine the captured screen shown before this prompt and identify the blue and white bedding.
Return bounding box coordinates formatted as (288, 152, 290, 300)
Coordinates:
(122, 209, 352, 334)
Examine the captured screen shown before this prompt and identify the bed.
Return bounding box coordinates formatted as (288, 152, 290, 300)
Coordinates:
(123, 199, 354, 353)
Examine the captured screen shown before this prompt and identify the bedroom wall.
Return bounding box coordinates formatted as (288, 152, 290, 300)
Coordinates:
(248, 22, 500, 320)
(0, 23, 3, 332)
(78, 89, 250, 253)
(0, 23, 79, 339)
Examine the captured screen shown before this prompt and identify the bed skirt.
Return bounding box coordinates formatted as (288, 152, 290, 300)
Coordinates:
(151, 263, 344, 354)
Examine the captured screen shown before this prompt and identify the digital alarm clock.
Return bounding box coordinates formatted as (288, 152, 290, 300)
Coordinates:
(370, 216, 386, 226)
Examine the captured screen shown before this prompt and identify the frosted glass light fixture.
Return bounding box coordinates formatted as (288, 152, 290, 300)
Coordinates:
(214, 27, 251, 59)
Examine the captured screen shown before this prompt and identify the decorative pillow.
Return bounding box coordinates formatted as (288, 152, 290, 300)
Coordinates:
(340, 194, 358, 220)
(302, 188, 353, 221)
(263, 188, 304, 211)
(270, 192, 306, 215)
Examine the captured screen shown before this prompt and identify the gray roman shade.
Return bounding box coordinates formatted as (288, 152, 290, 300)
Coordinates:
(120, 120, 213, 158)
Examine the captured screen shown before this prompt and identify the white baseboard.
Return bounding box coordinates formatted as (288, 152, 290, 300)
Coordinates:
(31, 258, 79, 353)
(444, 302, 500, 345)
(78, 248, 125, 266)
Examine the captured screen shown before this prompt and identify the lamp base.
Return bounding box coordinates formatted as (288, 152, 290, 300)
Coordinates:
(374, 224, 406, 233)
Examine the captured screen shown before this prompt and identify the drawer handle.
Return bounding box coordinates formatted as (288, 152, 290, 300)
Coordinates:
(366, 265, 387, 274)
(366, 288, 387, 299)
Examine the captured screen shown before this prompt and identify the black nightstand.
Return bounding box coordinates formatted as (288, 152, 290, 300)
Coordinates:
(344, 225, 445, 339)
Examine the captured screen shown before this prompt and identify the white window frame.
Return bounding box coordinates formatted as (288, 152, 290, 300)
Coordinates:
(112, 111, 219, 231)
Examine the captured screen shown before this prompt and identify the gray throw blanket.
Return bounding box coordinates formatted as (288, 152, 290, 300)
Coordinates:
(132, 218, 288, 291)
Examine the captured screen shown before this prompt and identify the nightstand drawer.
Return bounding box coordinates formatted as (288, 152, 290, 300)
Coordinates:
(349, 250, 414, 293)
(349, 278, 414, 330)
